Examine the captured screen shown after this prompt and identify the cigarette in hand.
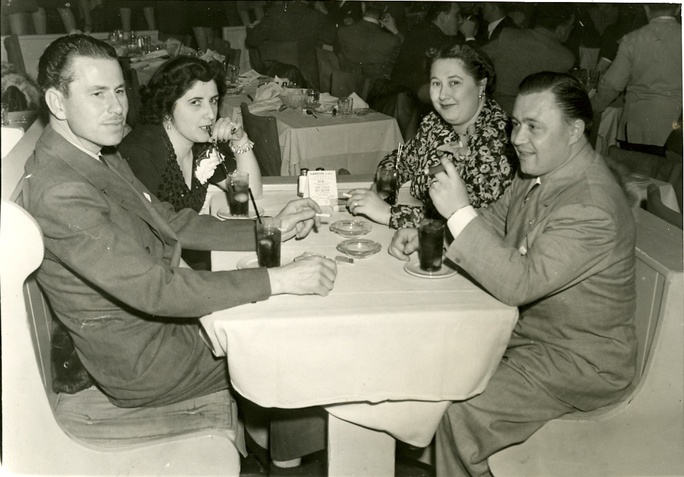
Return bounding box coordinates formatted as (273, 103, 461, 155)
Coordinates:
(426, 164, 446, 176)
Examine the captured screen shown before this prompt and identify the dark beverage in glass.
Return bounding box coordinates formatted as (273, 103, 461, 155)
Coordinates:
(256, 218, 282, 268)
(419, 219, 445, 272)
(376, 166, 398, 205)
(228, 171, 250, 216)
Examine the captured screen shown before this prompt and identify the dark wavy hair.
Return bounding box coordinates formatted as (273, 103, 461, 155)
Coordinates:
(138, 56, 226, 125)
(38, 34, 117, 97)
(427, 42, 496, 96)
(518, 72, 593, 132)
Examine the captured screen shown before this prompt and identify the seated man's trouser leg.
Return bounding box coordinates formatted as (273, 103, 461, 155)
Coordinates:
(435, 359, 575, 477)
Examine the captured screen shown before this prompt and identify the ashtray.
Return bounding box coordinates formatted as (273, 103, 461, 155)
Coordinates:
(330, 219, 372, 237)
(337, 238, 381, 259)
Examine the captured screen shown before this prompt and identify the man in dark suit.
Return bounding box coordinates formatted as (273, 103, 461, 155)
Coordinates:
(19, 33, 336, 466)
(335, 1, 403, 80)
(475, 2, 518, 45)
(390, 2, 463, 96)
(482, 3, 576, 115)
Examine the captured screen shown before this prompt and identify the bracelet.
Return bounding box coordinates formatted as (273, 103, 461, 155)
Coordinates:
(230, 139, 254, 155)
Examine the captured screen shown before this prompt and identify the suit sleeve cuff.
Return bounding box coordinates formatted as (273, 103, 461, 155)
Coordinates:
(447, 205, 478, 239)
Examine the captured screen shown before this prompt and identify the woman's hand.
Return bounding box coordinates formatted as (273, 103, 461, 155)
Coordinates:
(388, 228, 419, 261)
(211, 117, 245, 143)
(277, 198, 322, 241)
(428, 159, 470, 219)
(346, 188, 391, 225)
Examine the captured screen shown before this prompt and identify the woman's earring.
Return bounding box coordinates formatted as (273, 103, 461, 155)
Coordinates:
(479, 91, 484, 100)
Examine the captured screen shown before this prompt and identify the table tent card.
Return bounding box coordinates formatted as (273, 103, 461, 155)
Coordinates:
(305, 170, 339, 214)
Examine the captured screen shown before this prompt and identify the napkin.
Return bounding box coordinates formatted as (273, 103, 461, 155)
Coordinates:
(238, 69, 261, 83)
(248, 97, 283, 114)
(255, 82, 285, 101)
(318, 92, 339, 104)
(273, 75, 290, 87)
(349, 92, 369, 110)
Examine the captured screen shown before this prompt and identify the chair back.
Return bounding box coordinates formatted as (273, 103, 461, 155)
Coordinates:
(315, 47, 340, 94)
(228, 48, 242, 69)
(240, 102, 282, 176)
(258, 40, 300, 70)
(2, 115, 45, 201)
(647, 184, 683, 229)
(331, 69, 372, 101)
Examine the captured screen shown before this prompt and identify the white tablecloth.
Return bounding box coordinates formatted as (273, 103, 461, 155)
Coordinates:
(200, 184, 518, 447)
(220, 94, 403, 176)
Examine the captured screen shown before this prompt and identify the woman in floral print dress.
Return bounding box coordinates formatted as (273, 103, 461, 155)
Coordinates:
(347, 43, 516, 229)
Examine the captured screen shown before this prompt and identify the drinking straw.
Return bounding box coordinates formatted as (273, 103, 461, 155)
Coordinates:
(248, 188, 262, 223)
(395, 143, 402, 168)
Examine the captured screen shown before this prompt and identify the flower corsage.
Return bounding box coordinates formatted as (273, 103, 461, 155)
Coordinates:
(195, 146, 224, 185)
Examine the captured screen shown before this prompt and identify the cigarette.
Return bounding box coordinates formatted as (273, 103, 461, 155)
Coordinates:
(426, 163, 446, 176)
(335, 255, 354, 264)
(315, 212, 331, 218)
(342, 192, 352, 198)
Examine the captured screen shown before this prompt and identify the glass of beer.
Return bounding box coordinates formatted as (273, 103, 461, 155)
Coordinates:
(256, 217, 282, 268)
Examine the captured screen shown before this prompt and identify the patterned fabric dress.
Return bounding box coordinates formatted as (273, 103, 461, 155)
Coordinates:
(377, 98, 516, 229)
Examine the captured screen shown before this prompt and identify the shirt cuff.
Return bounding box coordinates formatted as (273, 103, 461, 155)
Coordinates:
(447, 205, 478, 239)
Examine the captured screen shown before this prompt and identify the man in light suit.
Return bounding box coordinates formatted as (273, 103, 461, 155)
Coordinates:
(592, 3, 682, 156)
(18, 34, 335, 464)
(390, 72, 637, 476)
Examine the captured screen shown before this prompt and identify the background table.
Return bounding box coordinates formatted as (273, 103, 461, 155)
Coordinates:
(200, 180, 518, 475)
(221, 93, 403, 176)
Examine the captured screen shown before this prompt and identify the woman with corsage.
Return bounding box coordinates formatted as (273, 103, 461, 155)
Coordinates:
(119, 55, 262, 269)
(346, 42, 516, 229)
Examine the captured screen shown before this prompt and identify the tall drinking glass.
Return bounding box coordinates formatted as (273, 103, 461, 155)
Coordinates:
(375, 164, 399, 205)
(256, 217, 282, 268)
(228, 171, 250, 216)
(418, 219, 445, 272)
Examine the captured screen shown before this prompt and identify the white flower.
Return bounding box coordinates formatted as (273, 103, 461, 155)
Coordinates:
(195, 147, 223, 185)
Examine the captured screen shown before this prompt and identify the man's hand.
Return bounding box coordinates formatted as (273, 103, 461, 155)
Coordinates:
(460, 16, 478, 40)
(346, 188, 391, 225)
(379, 13, 399, 35)
(276, 198, 322, 241)
(388, 228, 419, 261)
(268, 256, 337, 296)
(428, 159, 470, 218)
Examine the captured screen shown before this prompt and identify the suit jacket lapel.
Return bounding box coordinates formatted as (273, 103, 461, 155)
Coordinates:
(43, 127, 171, 241)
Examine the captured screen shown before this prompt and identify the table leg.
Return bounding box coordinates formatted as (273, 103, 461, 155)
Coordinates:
(327, 414, 395, 477)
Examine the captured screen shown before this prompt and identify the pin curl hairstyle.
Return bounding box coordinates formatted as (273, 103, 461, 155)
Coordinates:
(426, 42, 497, 96)
(138, 55, 226, 125)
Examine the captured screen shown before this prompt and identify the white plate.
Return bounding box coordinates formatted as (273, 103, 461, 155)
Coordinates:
(216, 205, 265, 220)
(404, 260, 457, 279)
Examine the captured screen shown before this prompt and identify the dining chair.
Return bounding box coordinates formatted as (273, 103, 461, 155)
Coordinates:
(330, 69, 372, 101)
(240, 102, 282, 176)
(0, 201, 242, 476)
(315, 47, 340, 94)
(647, 184, 683, 229)
(228, 48, 242, 69)
(607, 145, 683, 210)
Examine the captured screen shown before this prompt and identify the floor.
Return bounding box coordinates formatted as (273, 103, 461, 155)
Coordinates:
(239, 447, 435, 477)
